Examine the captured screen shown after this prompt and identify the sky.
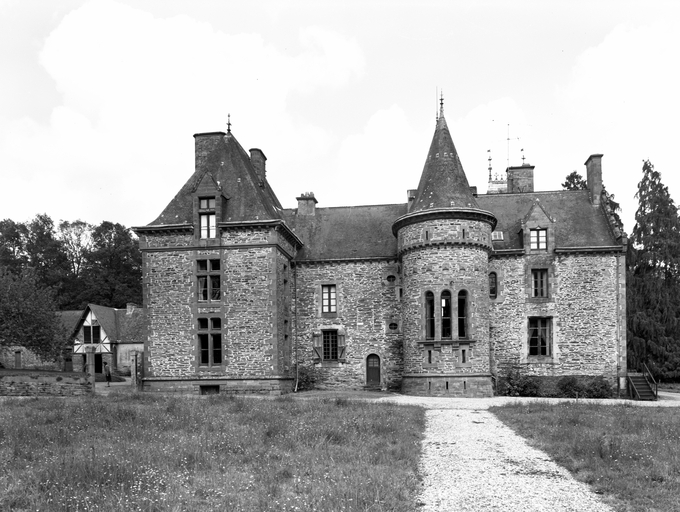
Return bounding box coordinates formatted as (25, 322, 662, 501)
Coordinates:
(1, 0, 679, 234)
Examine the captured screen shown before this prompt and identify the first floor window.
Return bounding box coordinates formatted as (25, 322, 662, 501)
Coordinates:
(198, 259, 221, 302)
(441, 290, 452, 339)
(322, 330, 338, 360)
(198, 317, 222, 366)
(458, 290, 468, 338)
(83, 325, 101, 343)
(528, 317, 551, 356)
(425, 291, 435, 339)
(489, 272, 497, 299)
(321, 284, 337, 314)
(531, 269, 548, 298)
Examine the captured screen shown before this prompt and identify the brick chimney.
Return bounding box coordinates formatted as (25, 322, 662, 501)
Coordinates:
(585, 154, 603, 206)
(249, 148, 267, 186)
(193, 132, 226, 172)
(297, 192, 318, 216)
(506, 164, 535, 193)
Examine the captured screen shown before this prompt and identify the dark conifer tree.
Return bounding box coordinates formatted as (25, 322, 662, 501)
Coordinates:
(627, 160, 680, 379)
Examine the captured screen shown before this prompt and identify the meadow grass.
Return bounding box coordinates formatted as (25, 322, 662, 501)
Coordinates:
(0, 394, 425, 512)
(491, 401, 680, 512)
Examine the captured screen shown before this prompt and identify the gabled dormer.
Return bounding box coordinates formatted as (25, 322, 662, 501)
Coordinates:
(191, 171, 228, 242)
(521, 199, 556, 254)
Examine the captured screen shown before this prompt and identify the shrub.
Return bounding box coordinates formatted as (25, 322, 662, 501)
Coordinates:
(556, 376, 583, 398)
(499, 369, 541, 397)
(294, 365, 315, 391)
(582, 376, 612, 398)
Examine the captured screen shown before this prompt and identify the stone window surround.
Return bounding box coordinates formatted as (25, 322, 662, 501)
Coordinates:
(529, 228, 547, 250)
(526, 263, 556, 303)
(456, 343, 472, 367)
(192, 193, 225, 241)
(196, 257, 222, 303)
(527, 316, 553, 358)
(421, 286, 472, 343)
(488, 265, 505, 302)
(317, 282, 340, 318)
(312, 326, 346, 365)
(197, 316, 223, 369)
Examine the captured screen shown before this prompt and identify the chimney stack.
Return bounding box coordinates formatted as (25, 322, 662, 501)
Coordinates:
(297, 192, 318, 215)
(506, 164, 535, 193)
(193, 132, 226, 172)
(407, 189, 417, 210)
(585, 154, 603, 206)
(249, 148, 267, 186)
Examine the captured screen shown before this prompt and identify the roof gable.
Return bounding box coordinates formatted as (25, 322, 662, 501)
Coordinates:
(148, 131, 281, 226)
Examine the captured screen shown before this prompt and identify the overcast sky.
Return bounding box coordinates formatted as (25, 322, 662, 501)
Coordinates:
(1, 0, 679, 234)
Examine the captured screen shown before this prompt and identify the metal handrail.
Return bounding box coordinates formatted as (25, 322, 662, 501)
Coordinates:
(628, 375, 641, 400)
(642, 362, 658, 400)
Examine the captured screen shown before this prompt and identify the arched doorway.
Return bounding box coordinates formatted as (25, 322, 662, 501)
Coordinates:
(366, 354, 380, 387)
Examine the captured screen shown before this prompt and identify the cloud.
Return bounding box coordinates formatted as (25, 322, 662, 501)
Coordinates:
(0, 0, 365, 225)
(558, 19, 680, 231)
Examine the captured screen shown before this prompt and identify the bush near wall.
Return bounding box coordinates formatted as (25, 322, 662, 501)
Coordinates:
(497, 370, 613, 398)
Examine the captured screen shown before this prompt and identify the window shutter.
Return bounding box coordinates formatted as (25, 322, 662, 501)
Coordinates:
(338, 331, 346, 361)
(312, 331, 322, 362)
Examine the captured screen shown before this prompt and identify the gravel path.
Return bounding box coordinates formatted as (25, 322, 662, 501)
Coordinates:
(375, 396, 657, 512)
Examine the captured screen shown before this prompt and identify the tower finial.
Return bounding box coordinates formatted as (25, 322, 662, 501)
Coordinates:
(439, 90, 444, 117)
(487, 149, 492, 182)
(227, 114, 231, 134)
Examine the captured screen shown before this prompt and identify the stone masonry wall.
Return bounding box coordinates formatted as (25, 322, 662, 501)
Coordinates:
(490, 253, 621, 384)
(144, 249, 195, 376)
(0, 371, 92, 396)
(293, 260, 403, 390)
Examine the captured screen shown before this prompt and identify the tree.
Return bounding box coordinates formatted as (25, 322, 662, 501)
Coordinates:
(58, 220, 93, 278)
(627, 160, 680, 379)
(561, 171, 623, 232)
(79, 221, 142, 308)
(561, 171, 587, 190)
(0, 218, 28, 273)
(0, 268, 69, 361)
(24, 214, 71, 297)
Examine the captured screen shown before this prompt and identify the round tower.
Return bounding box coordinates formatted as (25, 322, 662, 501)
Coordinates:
(393, 108, 496, 397)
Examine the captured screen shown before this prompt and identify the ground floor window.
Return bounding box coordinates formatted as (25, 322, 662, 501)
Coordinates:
(528, 317, 551, 356)
(198, 317, 222, 367)
(323, 330, 338, 360)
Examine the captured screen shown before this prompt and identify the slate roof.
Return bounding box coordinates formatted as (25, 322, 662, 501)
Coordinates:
(477, 190, 620, 250)
(282, 203, 407, 261)
(409, 113, 480, 212)
(148, 131, 282, 226)
(76, 304, 147, 344)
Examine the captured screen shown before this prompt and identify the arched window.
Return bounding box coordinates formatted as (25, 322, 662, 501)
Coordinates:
(489, 272, 497, 299)
(425, 291, 435, 340)
(441, 291, 452, 339)
(458, 290, 468, 338)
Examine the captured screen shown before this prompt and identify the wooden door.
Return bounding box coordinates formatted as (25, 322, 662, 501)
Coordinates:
(366, 354, 380, 386)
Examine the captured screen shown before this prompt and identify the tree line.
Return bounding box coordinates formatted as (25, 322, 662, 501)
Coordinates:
(564, 162, 680, 381)
(0, 216, 141, 360)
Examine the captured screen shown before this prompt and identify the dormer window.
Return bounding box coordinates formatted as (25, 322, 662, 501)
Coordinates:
(530, 229, 547, 250)
(199, 197, 216, 239)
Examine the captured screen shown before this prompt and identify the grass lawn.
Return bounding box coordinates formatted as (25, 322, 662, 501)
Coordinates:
(0, 394, 425, 512)
(491, 401, 680, 512)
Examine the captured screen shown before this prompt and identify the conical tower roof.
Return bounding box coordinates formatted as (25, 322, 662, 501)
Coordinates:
(409, 112, 479, 212)
(393, 104, 495, 235)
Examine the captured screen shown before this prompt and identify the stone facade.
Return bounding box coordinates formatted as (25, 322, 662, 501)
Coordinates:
(0, 371, 93, 397)
(134, 109, 627, 396)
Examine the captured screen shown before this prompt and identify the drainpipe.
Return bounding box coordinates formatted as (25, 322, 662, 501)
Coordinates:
(293, 262, 299, 392)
